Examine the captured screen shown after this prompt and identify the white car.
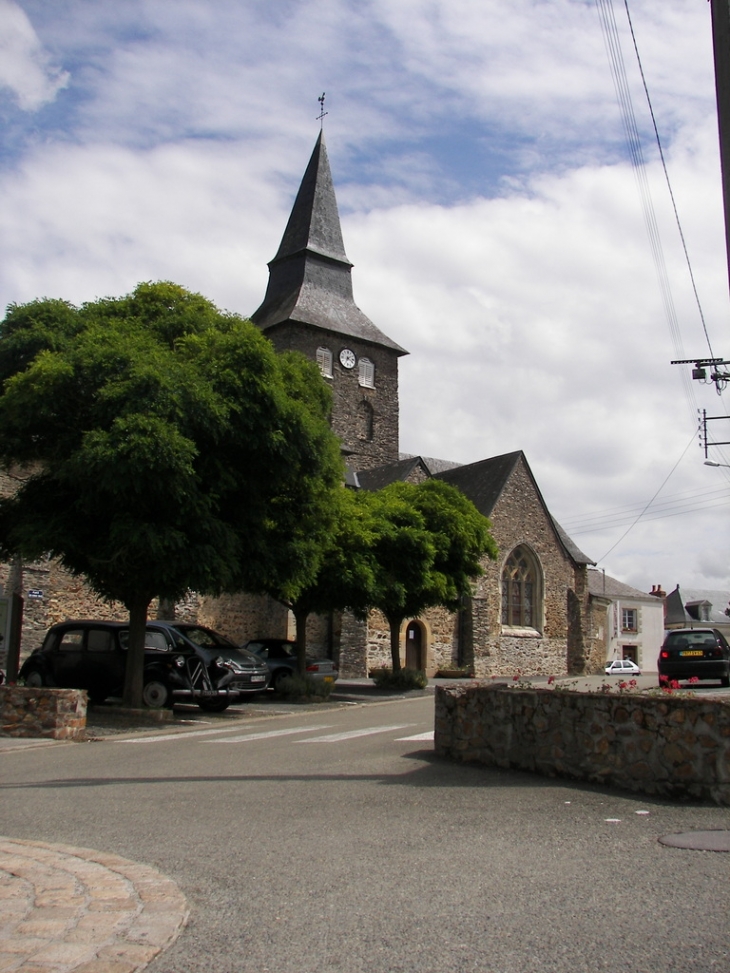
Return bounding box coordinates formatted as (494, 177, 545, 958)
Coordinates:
(604, 658, 641, 677)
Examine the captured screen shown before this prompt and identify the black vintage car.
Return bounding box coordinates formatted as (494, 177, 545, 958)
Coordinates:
(19, 620, 269, 710)
(658, 628, 730, 687)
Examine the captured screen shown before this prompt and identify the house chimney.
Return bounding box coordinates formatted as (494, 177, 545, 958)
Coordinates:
(650, 584, 666, 598)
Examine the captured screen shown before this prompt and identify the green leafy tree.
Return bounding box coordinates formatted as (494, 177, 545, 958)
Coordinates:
(280, 487, 379, 675)
(275, 479, 497, 678)
(0, 282, 342, 707)
(367, 479, 498, 672)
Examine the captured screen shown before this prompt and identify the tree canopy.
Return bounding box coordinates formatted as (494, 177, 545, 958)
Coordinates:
(277, 478, 498, 675)
(0, 281, 343, 705)
(365, 479, 498, 671)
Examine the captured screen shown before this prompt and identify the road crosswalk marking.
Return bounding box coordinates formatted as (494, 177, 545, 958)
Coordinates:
(295, 724, 413, 743)
(116, 722, 430, 746)
(116, 722, 285, 744)
(203, 725, 333, 743)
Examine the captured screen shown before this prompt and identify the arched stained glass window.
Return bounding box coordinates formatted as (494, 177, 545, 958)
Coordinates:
(501, 546, 540, 628)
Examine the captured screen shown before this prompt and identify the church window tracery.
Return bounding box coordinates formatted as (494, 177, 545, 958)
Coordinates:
(501, 546, 541, 629)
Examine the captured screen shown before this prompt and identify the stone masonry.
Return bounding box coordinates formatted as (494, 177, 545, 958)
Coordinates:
(435, 682, 730, 805)
(1, 686, 87, 739)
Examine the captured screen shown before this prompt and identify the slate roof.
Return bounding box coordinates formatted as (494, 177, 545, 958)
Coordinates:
(587, 568, 657, 602)
(357, 456, 430, 491)
(399, 453, 463, 475)
(434, 451, 524, 517)
(665, 585, 730, 626)
(251, 133, 407, 355)
(359, 448, 593, 567)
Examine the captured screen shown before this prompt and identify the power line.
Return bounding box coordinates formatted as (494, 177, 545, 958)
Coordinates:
(595, 0, 699, 421)
(567, 494, 730, 536)
(559, 485, 730, 533)
(594, 432, 696, 562)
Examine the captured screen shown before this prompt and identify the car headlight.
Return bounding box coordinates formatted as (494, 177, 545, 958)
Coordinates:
(174, 656, 186, 668)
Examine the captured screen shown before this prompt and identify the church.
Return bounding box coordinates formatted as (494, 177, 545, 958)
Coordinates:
(197, 132, 602, 678)
(2, 132, 608, 678)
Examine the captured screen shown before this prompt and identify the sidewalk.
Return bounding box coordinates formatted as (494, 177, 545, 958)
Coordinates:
(0, 837, 189, 973)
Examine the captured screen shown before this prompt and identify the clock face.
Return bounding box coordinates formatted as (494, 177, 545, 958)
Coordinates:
(339, 348, 357, 369)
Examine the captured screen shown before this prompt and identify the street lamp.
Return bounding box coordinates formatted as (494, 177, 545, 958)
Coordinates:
(704, 460, 730, 468)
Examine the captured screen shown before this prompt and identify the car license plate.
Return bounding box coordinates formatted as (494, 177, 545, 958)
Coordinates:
(251, 675, 266, 683)
(324, 676, 333, 684)
(680, 650, 703, 657)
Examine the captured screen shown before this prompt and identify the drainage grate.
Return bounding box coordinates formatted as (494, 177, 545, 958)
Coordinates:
(658, 830, 730, 852)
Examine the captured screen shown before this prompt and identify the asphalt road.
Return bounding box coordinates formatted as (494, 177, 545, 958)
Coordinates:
(2, 694, 729, 973)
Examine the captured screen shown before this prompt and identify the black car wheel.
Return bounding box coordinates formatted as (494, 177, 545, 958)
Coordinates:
(23, 668, 47, 688)
(197, 698, 231, 712)
(273, 669, 293, 691)
(142, 679, 171, 709)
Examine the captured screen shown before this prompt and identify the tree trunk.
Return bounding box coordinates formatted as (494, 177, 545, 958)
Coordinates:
(157, 597, 176, 620)
(293, 605, 309, 677)
(122, 596, 152, 709)
(388, 615, 403, 672)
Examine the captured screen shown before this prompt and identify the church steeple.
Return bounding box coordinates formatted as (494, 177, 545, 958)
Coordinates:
(272, 131, 351, 268)
(251, 133, 406, 355)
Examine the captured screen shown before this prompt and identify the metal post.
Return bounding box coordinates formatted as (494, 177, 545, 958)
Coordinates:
(710, 0, 730, 298)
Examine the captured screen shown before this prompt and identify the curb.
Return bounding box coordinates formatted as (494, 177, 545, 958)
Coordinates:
(0, 837, 189, 972)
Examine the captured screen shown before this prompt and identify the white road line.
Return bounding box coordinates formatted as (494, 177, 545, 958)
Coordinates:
(396, 731, 434, 741)
(203, 725, 333, 743)
(117, 723, 329, 744)
(296, 724, 413, 743)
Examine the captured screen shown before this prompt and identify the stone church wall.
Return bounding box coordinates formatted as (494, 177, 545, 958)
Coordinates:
(265, 323, 400, 472)
(422, 458, 585, 679)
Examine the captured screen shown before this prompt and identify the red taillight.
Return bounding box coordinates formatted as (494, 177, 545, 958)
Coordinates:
(306, 664, 319, 672)
(660, 650, 669, 659)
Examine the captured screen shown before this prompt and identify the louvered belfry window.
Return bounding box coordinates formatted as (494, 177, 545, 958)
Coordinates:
(316, 347, 333, 378)
(501, 546, 537, 627)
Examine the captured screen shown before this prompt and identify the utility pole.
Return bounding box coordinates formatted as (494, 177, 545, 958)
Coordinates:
(672, 3, 730, 402)
(710, 0, 730, 298)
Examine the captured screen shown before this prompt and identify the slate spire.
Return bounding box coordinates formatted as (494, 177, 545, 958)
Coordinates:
(272, 130, 351, 268)
(251, 133, 406, 354)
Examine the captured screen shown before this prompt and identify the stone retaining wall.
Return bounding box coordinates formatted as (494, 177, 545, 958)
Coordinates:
(434, 683, 730, 805)
(0, 687, 87, 739)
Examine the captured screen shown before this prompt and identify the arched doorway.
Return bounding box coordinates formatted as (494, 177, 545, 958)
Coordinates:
(405, 620, 424, 670)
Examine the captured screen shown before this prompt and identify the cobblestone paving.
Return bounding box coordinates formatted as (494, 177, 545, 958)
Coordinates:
(0, 838, 189, 973)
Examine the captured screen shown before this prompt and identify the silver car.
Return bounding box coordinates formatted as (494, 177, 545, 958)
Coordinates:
(244, 639, 339, 691)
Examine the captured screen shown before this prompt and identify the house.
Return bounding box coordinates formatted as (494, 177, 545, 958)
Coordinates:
(663, 584, 730, 641)
(586, 569, 664, 673)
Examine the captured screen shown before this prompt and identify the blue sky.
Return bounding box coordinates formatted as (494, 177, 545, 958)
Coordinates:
(1, 0, 729, 597)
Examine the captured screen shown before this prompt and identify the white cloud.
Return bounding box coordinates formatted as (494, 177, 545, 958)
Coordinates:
(0, 0, 68, 110)
(0, 0, 728, 593)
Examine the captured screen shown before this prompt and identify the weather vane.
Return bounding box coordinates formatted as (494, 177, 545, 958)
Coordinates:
(317, 92, 328, 129)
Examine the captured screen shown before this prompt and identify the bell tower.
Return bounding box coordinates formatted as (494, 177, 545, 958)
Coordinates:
(251, 133, 407, 473)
